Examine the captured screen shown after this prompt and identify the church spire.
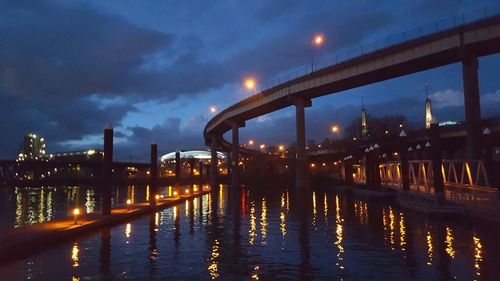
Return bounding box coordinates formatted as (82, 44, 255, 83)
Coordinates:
(361, 95, 368, 138)
(425, 83, 433, 129)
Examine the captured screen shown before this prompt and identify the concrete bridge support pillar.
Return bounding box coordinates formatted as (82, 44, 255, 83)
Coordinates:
(150, 143, 157, 207)
(198, 161, 204, 179)
(373, 145, 381, 189)
(102, 125, 113, 215)
(344, 156, 353, 185)
(399, 132, 410, 190)
(290, 97, 312, 190)
(430, 121, 444, 194)
(230, 121, 243, 187)
(462, 54, 483, 159)
(175, 150, 181, 195)
(210, 135, 219, 188)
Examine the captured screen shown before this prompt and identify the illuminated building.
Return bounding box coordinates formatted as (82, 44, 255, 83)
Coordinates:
(17, 133, 46, 161)
(425, 84, 433, 129)
(361, 96, 368, 138)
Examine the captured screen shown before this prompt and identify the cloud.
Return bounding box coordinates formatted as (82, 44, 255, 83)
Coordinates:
(430, 89, 464, 108)
(117, 117, 204, 161)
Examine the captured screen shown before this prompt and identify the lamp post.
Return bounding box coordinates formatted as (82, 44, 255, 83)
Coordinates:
(311, 34, 324, 73)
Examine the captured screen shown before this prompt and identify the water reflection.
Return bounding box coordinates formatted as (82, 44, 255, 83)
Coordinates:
(1, 186, 499, 280)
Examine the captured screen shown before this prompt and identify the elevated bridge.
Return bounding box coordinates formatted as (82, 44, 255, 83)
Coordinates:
(204, 8, 500, 187)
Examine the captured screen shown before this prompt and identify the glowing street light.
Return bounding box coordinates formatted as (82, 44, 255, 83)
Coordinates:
(278, 145, 285, 151)
(185, 188, 190, 194)
(244, 78, 257, 94)
(259, 144, 266, 150)
(126, 199, 132, 210)
(313, 34, 324, 46)
(210, 106, 217, 113)
(331, 125, 340, 139)
(311, 34, 325, 72)
(73, 208, 80, 225)
(248, 139, 254, 145)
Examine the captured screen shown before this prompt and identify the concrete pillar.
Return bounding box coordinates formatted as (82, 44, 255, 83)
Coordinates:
(291, 97, 312, 189)
(210, 135, 218, 187)
(364, 148, 372, 186)
(462, 54, 483, 159)
(175, 150, 181, 194)
(189, 158, 195, 178)
(150, 143, 157, 207)
(373, 144, 381, 189)
(102, 125, 113, 215)
(231, 121, 241, 187)
(198, 161, 204, 179)
(399, 131, 410, 190)
(344, 156, 353, 185)
(430, 121, 444, 194)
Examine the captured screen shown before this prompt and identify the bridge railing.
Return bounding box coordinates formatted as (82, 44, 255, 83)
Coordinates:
(350, 159, 494, 191)
(257, 4, 500, 93)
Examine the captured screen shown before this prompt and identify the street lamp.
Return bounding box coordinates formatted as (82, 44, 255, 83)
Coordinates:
(73, 208, 80, 225)
(331, 125, 340, 139)
(244, 78, 257, 94)
(210, 106, 216, 113)
(248, 139, 254, 145)
(311, 34, 324, 73)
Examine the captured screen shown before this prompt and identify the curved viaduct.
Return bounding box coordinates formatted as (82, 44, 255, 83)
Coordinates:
(204, 14, 500, 187)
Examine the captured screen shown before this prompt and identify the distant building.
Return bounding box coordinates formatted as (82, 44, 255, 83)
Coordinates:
(16, 133, 102, 162)
(424, 84, 433, 129)
(17, 133, 46, 161)
(160, 149, 225, 163)
(49, 149, 103, 162)
(361, 108, 368, 139)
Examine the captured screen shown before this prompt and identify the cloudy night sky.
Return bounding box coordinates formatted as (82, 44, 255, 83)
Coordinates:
(1, 0, 500, 161)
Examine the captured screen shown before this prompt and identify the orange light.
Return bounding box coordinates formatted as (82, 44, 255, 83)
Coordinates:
(331, 125, 339, 133)
(185, 189, 190, 194)
(126, 199, 132, 205)
(313, 34, 324, 46)
(193, 186, 198, 192)
(155, 194, 160, 200)
(248, 139, 254, 145)
(310, 163, 316, 168)
(278, 145, 285, 151)
(259, 144, 265, 149)
(244, 78, 257, 92)
(73, 208, 80, 225)
(210, 106, 216, 113)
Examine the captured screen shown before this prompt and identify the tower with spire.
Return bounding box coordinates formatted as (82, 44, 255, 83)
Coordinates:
(424, 83, 433, 129)
(361, 95, 368, 138)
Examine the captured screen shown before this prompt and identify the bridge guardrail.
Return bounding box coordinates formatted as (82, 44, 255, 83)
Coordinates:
(257, 5, 500, 93)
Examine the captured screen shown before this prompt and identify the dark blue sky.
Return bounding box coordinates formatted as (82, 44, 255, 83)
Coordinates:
(1, 0, 499, 160)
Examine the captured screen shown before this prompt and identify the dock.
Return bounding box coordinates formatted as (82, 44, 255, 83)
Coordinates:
(0, 190, 210, 265)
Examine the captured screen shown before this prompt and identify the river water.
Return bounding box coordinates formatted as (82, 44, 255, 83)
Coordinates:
(0, 185, 499, 280)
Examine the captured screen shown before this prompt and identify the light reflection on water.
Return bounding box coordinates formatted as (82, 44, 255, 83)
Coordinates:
(0, 185, 500, 280)
(0, 184, 183, 230)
